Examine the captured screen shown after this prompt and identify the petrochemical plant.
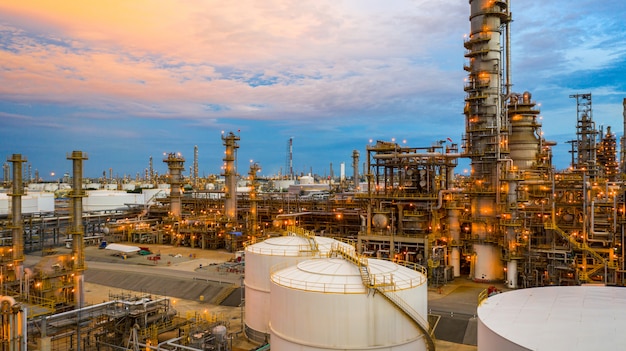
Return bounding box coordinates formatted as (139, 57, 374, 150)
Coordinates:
(2, 0, 626, 350)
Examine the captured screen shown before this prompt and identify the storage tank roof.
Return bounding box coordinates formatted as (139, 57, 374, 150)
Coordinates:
(478, 285, 626, 351)
(245, 235, 336, 256)
(271, 257, 425, 293)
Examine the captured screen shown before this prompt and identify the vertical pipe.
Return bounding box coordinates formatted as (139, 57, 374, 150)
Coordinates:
(67, 151, 88, 308)
(352, 150, 360, 191)
(8, 155, 26, 283)
(248, 163, 260, 237)
(193, 145, 199, 189)
(505, 1, 512, 97)
(621, 98, 626, 174)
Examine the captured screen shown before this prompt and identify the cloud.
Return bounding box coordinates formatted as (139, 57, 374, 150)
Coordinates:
(0, 0, 624, 176)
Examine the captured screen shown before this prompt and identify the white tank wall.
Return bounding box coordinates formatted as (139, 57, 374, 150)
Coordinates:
(142, 188, 168, 203)
(269, 258, 428, 351)
(477, 318, 530, 351)
(478, 286, 626, 351)
(0, 192, 54, 215)
(83, 190, 144, 211)
(244, 236, 339, 339)
(473, 244, 504, 282)
(506, 260, 518, 288)
(245, 253, 299, 336)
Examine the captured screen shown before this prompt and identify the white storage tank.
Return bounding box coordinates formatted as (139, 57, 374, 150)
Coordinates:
(244, 234, 339, 342)
(269, 257, 429, 351)
(83, 190, 144, 211)
(478, 285, 626, 351)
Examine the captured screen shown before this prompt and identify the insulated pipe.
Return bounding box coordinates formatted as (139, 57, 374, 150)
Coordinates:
(433, 189, 463, 210)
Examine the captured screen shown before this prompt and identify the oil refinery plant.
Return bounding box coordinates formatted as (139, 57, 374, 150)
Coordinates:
(1, 0, 626, 350)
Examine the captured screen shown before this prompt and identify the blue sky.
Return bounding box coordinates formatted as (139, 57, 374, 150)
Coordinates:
(1, 0, 625, 180)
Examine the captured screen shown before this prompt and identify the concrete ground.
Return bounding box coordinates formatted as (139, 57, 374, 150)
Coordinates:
(28, 244, 504, 350)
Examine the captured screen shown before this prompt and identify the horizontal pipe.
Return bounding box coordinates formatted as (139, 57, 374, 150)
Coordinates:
(373, 152, 462, 160)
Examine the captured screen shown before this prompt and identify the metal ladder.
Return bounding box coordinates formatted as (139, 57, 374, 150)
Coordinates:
(332, 243, 435, 351)
(545, 223, 614, 282)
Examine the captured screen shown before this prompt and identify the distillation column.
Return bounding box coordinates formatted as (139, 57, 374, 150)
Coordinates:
(570, 93, 597, 176)
(464, 0, 510, 281)
(8, 155, 26, 286)
(67, 151, 87, 307)
(352, 150, 360, 191)
(506, 92, 542, 288)
(193, 145, 199, 189)
(621, 99, 626, 174)
(163, 153, 185, 218)
(248, 163, 261, 238)
(222, 132, 240, 221)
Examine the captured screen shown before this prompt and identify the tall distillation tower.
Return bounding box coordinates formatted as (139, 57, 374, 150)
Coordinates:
(222, 132, 240, 221)
(67, 151, 88, 307)
(163, 153, 185, 218)
(7, 154, 26, 285)
(248, 162, 261, 237)
(569, 93, 598, 177)
(352, 150, 360, 191)
(620, 98, 626, 173)
(193, 145, 199, 189)
(463, 0, 511, 281)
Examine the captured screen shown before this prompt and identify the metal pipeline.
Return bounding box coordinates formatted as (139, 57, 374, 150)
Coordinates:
(433, 189, 463, 210)
(589, 200, 611, 242)
(372, 152, 463, 160)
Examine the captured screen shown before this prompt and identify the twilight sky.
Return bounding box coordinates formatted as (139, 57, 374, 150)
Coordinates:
(1, 0, 625, 180)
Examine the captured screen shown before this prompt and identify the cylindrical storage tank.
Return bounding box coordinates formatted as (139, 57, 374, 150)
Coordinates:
(472, 244, 503, 282)
(244, 235, 339, 342)
(506, 260, 518, 289)
(269, 257, 429, 351)
(478, 286, 626, 351)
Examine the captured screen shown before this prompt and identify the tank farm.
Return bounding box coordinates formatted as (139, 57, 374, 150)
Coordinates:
(2, 0, 626, 350)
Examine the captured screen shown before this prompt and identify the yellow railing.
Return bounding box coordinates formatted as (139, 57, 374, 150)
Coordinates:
(478, 288, 489, 306)
(212, 285, 237, 305)
(376, 289, 435, 351)
(287, 225, 318, 252)
(544, 222, 615, 281)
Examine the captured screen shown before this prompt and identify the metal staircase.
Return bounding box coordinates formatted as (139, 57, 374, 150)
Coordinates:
(545, 223, 615, 282)
(332, 243, 435, 351)
(287, 225, 319, 253)
(359, 265, 371, 287)
(375, 288, 435, 351)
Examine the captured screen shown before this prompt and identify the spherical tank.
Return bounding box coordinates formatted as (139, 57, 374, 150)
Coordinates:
(244, 235, 338, 342)
(269, 257, 429, 351)
(478, 286, 626, 351)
